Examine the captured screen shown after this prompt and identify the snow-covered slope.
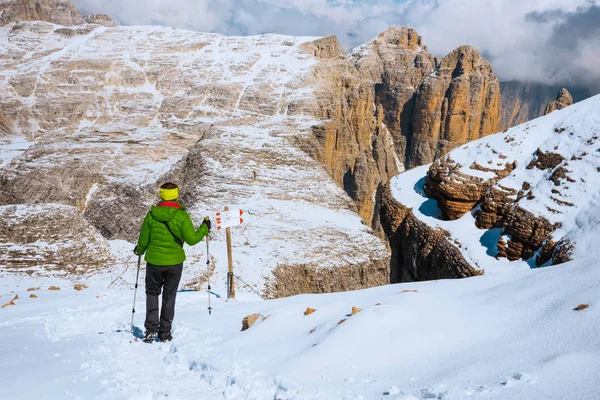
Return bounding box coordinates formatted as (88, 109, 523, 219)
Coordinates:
(0, 21, 389, 295)
(2, 256, 599, 399)
(391, 94, 600, 271)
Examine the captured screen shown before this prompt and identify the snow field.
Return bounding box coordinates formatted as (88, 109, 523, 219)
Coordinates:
(2, 256, 599, 399)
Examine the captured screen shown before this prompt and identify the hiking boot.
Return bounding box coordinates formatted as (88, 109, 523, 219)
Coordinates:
(159, 332, 173, 342)
(143, 331, 158, 343)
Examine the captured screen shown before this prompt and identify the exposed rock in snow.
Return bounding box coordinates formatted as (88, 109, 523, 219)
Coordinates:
(380, 182, 478, 282)
(544, 88, 574, 115)
(0, 0, 88, 26)
(385, 94, 600, 279)
(0, 203, 113, 274)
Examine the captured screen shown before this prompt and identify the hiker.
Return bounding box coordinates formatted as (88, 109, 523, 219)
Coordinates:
(134, 183, 211, 343)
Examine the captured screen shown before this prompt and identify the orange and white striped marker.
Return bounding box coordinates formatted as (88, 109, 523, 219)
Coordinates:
(215, 209, 244, 230)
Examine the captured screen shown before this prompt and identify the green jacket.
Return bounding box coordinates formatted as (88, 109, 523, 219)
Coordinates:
(134, 201, 208, 266)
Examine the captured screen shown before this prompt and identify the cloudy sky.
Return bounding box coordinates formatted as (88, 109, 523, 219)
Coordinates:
(72, 0, 600, 90)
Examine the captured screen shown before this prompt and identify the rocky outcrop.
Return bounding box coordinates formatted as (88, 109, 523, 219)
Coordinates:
(0, 107, 11, 135)
(409, 46, 501, 168)
(265, 257, 389, 299)
(0, 203, 112, 274)
(544, 88, 573, 115)
(83, 13, 115, 26)
(379, 184, 478, 283)
(500, 82, 591, 130)
(303, 27, 501, 230)
(424, 156, 516, 220)
(0, 0, 88, 26)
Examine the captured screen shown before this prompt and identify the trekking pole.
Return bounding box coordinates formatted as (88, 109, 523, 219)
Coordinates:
(206, 234, 212, 315)
(130, 255, 142, 333)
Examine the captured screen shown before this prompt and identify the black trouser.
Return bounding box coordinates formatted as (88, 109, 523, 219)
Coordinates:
(145, 263, 183, 335)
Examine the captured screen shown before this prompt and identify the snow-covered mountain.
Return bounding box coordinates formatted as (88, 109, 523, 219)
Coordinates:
(0, 21, 391, 296)
(0, 15, 507, 296)
(382, 94, 600, 281)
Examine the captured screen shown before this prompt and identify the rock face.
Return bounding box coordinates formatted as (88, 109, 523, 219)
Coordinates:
(384, 94, 600, 278)
(424, 156, 516, 220)
(0, 203, 112, 274)
(0, 0, 89, 26)
(544, 88, 573, 115)
(380, 184, 478, 282)
(265, 257, 389, 298)
(500, 81, 591, 130)
(409, 46, 501, 168)
(0, 107, 11, 135)
(302, 27, 501, 230)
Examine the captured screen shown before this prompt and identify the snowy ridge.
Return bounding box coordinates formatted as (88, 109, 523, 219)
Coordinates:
(392, 94, 600, 269)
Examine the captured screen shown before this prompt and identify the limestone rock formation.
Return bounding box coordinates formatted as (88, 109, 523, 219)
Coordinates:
(83, 13, 115, 26)
(0, 0, 88, 26)
(500, 82, 591, 130)
(544, 88, 574, 115)
(0, 107, 11, 135)
(409, 46, 501, 168)
(383, 94, 600, 277)
(380, 184, 478, 282)
(304, 27, 501, 230)
(0, 204, 112, 274)
(424, 156, 516, 220)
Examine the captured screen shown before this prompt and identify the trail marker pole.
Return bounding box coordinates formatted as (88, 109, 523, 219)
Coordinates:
(225, 206, 235, 300)
(206, 235, 212, 315)
(216, 206, 243, 300)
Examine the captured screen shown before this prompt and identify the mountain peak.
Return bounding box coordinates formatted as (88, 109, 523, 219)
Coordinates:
(0, 0, 114, 26)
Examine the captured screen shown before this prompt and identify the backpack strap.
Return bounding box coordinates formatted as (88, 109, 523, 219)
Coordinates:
(155, 218, 184, 247)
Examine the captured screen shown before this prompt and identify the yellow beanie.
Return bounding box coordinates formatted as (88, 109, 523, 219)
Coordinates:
(160, 187, 179, 201)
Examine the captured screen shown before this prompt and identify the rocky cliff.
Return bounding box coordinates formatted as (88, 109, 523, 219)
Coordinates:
(0, 0, 114, 26)
(382, 94, 600, 282)
(300, 27, 501, 230)
(500, 81, 591, 130)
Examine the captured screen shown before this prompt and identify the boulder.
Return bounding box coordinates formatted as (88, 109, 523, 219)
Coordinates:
(241, 314, 262, 331)
(2, 301, 15, 308)
(304, 307, 316, 316)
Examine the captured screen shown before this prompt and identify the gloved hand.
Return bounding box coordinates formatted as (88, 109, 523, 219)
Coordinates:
(133, 246, 144, 256)
(202, 216, 212, 231)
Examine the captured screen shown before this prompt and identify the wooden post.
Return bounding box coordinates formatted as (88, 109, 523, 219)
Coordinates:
(225, 206, 235, 299)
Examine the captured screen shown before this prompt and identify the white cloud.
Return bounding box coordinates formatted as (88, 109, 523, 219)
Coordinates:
(71, 0, 600, 89)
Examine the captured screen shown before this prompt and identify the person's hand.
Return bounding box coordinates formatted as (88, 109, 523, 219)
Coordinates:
(202, 217, 212, 231)
(133, 246, 143, 256)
